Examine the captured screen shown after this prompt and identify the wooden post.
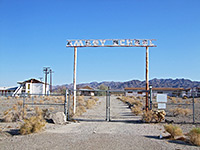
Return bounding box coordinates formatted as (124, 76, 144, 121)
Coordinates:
(73, 47, 77, 114)
(145, 47, 149, 111)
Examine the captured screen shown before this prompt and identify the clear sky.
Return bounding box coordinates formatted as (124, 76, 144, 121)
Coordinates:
(0, 0, 200, 87)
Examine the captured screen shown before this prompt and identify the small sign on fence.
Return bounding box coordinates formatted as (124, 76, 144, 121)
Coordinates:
(156, 94, 167, 109)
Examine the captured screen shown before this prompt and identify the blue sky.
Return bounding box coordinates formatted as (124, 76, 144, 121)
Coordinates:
(0, 0, 200, 87)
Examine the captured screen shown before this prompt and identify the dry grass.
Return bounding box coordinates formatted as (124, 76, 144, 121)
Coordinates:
(170, 108, 192, 116)
(131, 106, 142, 116)
(177, 99, 182, 103)
(142, 110, 153, 123)
(77, 96, 86, 106)
(188, 128, 200, 146)
(49, 107, 55, 111)
(17, 100, 23, 106)
(164, 124, 183, 139)
(75, 106, 86, 116)
(142, 110, 166, 123)
(119, 96, 143, 107)
(185, 100, 190, 104)
(2, 106, 26, 122)
(39, 100, 44, 104)
(171, 99, 177, 104)
(86, 99, 96, 109)
(20, 115, 46, 135)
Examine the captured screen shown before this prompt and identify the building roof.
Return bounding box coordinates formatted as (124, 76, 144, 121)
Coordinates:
(18, 78, 47, 84)
(0, 86, 18, 91)
(124, 87, 185, 91)
(78, 86, 94, 90)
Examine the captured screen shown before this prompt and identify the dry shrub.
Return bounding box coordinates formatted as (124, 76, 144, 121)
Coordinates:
(133, 100, 143, 107)
(49, 107, 55, 111)
(153, 102, 158, 108)
(17, 100, 23, 106)
(131, 106, 142, 116)
(188, 128, 200, 146)
(20, 115, 46, 135)
(54, 99, 58, 103)
(137, 96, 142, 100)
(142, 110, 166, 123)
(164, 124, 183, 139)
(170, 108, 192, 116)
(168, 96, 172, 100)
(44, 96, 50, 101)
(27, 107, 34, 111)
(194, 99, 198, 103)
(86, 99, 96, 109)
(7, 96, 11, 100)
(142, 110, 153, 123)
(77, 96, 86, 106)
(182, 96, 188, 99)
(75, 106, 86, 116)
(39, 100, 44, 104)
(185, 100, 190, 104)
(153, 110, 166, 122)
(171, 99, 177, 104)
(177, 99, 182, 103)
(2, 106, 26, 122)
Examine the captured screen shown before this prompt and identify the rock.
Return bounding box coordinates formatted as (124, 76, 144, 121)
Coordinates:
(51, 112, 66, 125)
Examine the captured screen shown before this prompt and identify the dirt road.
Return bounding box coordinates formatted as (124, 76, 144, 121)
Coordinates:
(0, 96, 199, 150)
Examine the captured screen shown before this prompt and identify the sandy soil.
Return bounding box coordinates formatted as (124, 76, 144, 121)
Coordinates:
(0, 96, 200, 149)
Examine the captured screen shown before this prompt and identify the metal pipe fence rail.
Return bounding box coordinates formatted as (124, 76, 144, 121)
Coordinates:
(17, 93, 67, 120)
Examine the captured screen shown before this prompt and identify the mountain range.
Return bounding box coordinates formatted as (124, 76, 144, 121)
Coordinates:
(53, 78, 200, 90)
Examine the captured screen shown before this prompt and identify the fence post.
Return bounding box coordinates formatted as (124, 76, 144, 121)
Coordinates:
(64, 90, 67, 121)
(106, 88, 110, 122)
(149, 85, 152, 110)
(67, 89, 71, 121)
(192, 89, 195, 124)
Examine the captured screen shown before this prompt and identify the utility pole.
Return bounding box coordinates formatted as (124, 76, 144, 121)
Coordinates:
(50, 69, 54, 93)
(73, 47, 77, 114)
(145, 47, 149, 111)
(43, 67, 50, 95)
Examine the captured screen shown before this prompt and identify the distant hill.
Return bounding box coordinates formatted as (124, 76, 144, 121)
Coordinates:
(53, 78, 200, 91)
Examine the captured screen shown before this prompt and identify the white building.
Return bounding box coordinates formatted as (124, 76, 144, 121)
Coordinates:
(13, 78, 50, 96)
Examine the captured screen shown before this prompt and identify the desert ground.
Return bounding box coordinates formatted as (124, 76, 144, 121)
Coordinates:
(0, 95, 200, 150)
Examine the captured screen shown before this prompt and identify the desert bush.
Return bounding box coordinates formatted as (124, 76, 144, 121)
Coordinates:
(170, 108, 192, 116)
(77, 96, 86, 106)
(39, 100, 44, 104)
(17, 100, 23, 106)
(86, 99, 96, 109)
(188, 128, 200, 146)
(185, 100, 190, 104)
(142, 110, 154, 123)
(137, 96, 142, 100)
(182, 96, 188, 99)
(171, 99, 177, 104)
(164, 124, 183, 139)
(75, 106, 86, 116)
(153, 102, 158, 108)
(20, 115, 46, 135)
(153, 110, 166, 123)
(131, 106, 142, 116)
(2, 107, 26, 122)
(177, 99, 182, 103)
(49, 107, 55, 111)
